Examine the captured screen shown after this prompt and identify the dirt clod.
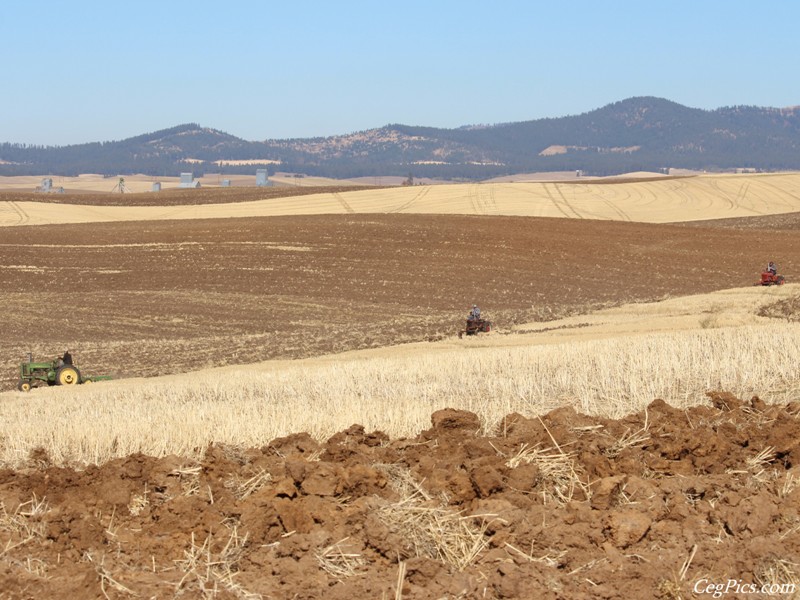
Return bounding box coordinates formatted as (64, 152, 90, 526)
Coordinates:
(2, 395, 800, 598)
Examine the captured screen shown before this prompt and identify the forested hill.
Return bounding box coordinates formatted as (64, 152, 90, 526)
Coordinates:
(2, 97, 799, 180)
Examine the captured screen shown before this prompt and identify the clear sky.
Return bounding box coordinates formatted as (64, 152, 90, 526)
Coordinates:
(3, 0, 799, 146)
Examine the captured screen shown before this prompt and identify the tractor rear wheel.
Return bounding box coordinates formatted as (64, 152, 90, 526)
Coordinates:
(55, 366, 80, 386)
(17, 380, 32, 392)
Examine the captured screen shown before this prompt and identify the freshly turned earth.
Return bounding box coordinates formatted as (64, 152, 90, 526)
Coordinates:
(1, 393, 799, 599)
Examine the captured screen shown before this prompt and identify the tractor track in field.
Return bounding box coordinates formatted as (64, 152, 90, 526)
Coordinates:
(735, 182, 749, 211)
(595, 188, 633, 222)
(670, 179, 695, 211)
(333, 192, 355, 214)
(466, 184, 483, 215)
(464, 184, 476, 214)
(710, 179, 765, 215)
(0, 201, 30, 225)
(466, 184, 499, 216)
(733, 182, 750, 212)
(543, 183, 581, 219)
(11, 202, 29, 225)
(389, 186, 430, 213)
(487, 184, 499, 214)
(755, 179, 800, 213)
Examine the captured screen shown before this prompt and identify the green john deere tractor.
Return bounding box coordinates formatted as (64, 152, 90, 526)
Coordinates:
(17, 354, 112, 392)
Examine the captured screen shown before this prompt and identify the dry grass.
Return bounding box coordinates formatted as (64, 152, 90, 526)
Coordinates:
(83, 552, 136, 599)
(127, 486, 150, 516)
(0, 319, 798, 467)
(174, 528, 258, 599)
(746, 446, 777, 473)
(171, 465, 202, 497)
(604, 410, 650, 458)
(314, 537, 366, 579)
(0, 494, 49, 557)
(504, 542, 567, 567)
(225, 468, 273, 500)
(503, 443, 588, 505)
(756, 559, 800, 599)
(375, 465, 494, 571)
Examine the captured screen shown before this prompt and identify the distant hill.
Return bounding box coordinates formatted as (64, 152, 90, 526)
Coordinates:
(2, 97, 799, 180)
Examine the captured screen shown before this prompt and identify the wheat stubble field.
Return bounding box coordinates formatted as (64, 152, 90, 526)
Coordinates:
(1, 174, 800, 599)
(3, 172, 800, 225)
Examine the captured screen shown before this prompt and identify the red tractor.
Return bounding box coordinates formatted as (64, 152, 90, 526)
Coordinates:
(459, 318, 492, 338)
(755, 271, 785, 286)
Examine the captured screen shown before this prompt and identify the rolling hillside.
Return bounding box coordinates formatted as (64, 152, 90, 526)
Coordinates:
(1, 97, 799, 178)
(3, 172, 800, 227)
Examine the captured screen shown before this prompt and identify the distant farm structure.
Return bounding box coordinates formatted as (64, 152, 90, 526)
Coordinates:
(256, 169, 271, 187)
(34, 178, 64, 194)
(179, 172, 201, 188)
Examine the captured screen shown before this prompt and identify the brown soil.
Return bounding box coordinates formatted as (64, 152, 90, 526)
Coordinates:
(1, 394, 799, 598)
(680, 210, 800, 231)
(0, 185, 385, 207)
(1, 214, 798, 389)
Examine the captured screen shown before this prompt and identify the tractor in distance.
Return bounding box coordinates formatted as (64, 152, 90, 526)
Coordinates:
(17, 353, 111, 392)
(756, 271, 786, 286)
(458, 305, 493, 339)
(755, 261, 786, 286)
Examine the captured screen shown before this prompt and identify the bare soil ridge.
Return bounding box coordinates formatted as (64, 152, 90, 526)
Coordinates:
(1, 396, 799, 599)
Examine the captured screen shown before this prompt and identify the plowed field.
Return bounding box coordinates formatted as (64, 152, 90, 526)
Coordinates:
(1, 214, 798, 390)
(2, 396, 799, 598)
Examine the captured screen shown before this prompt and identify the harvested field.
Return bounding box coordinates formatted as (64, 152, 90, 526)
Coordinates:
(3, 172, 800, 226)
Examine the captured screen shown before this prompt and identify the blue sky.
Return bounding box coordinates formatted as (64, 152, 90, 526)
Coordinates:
(3, 0, 799, 145)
